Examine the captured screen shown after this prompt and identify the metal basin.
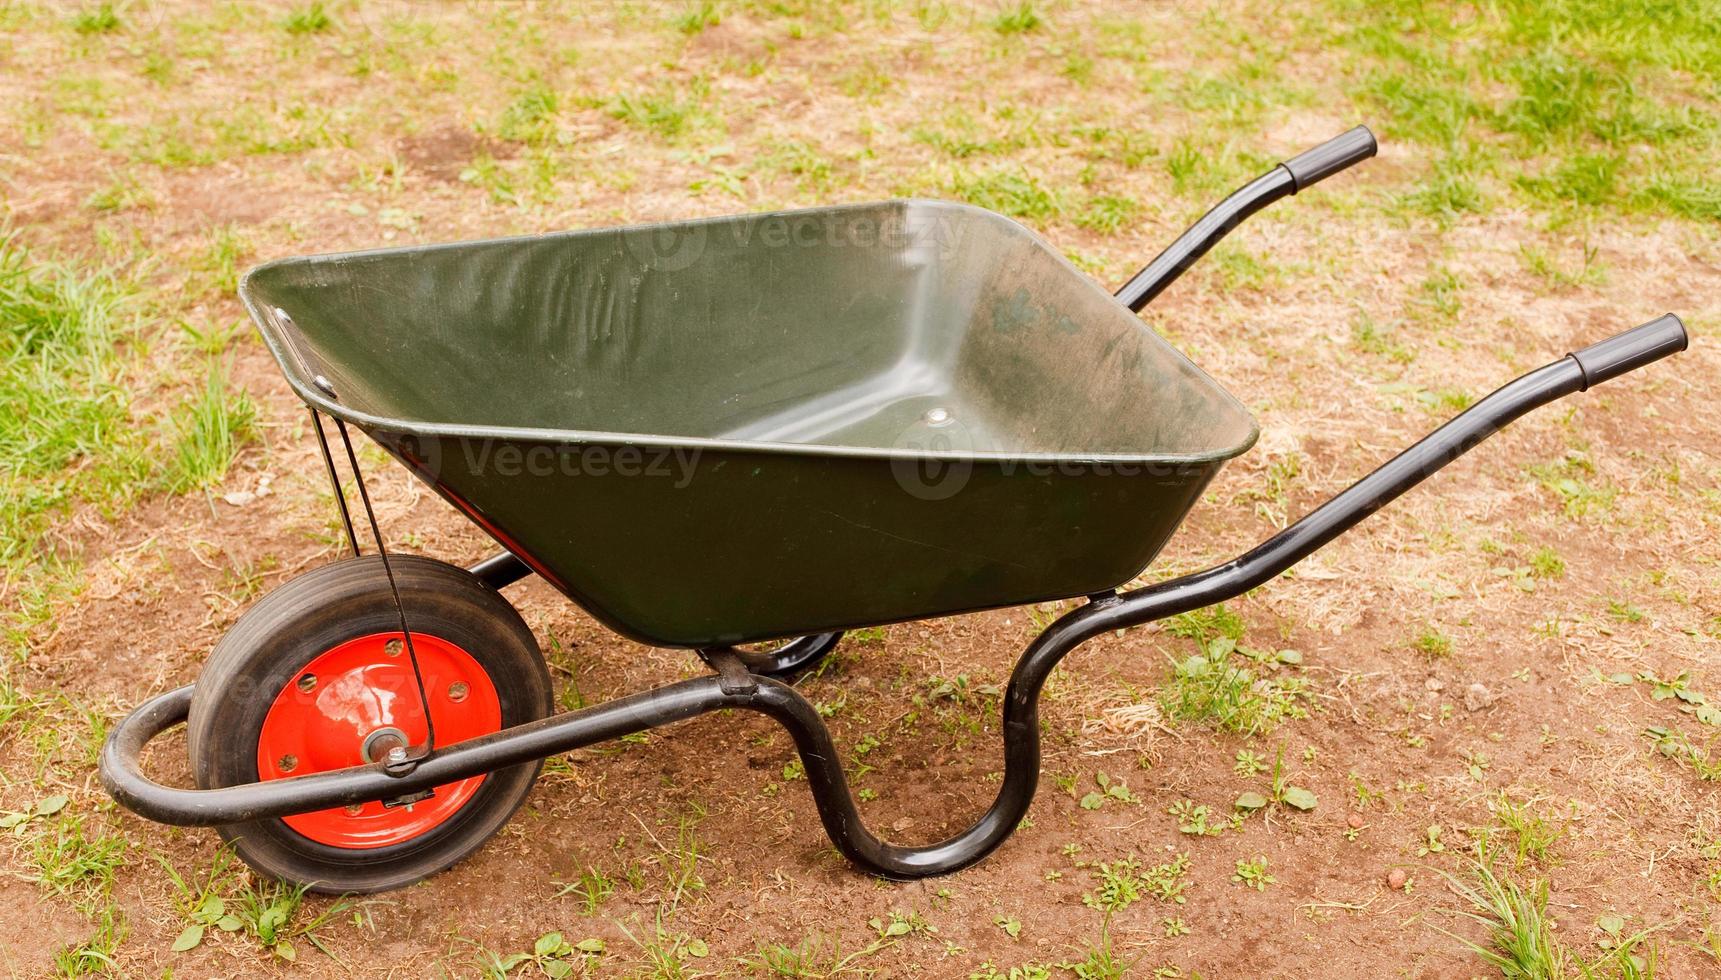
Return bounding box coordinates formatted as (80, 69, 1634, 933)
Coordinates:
(241, 200, 1258, 646)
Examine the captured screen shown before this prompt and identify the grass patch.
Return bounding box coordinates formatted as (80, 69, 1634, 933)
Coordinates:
(671, 0, 721, 35)
(949, 168, 1061, 221)
(70, 3, 120, 35)
(281, 2, 332, 35)
(0, 232, 151, 568)
(991, 3, 1042, 35)
(1073, 194, 1140, 235)
(1333, 0, 1721, 225)
(601, 80, 712, 141)
(1159, 605, 1311, 736)
(492, 82, 561, 145)
(165, 358, 256, 493)
(1434, 856, 1661, 979)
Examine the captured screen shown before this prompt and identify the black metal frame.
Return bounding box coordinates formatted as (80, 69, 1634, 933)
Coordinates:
(98, 312, 1685, 879)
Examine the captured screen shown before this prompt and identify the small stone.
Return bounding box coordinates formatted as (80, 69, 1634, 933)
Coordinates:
(1424, 678, 1445, 692)
(1464, 682, 1494, 712)
(222, 490, 256, 507)
(1387, 868, 1408, 890)
(891, 817, 915, 833)
(1347, 813, 1365, 830)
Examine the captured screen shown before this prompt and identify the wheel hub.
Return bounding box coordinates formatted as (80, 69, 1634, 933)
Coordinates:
(255, 632, 502, 849)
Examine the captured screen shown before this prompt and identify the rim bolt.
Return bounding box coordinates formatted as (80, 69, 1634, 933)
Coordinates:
(297, 673, 317, 693)
(386, 746, 409, 765)
(278, 754, 298, 773)
(448, 682, 469, 703)
(384, 638, 403, 657)
(345, 803, 363, 816)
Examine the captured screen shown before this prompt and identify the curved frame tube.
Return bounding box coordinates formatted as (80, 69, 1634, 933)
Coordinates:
(100, 317, 1685, 878)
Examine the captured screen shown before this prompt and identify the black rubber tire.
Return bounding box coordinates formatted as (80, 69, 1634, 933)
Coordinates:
(733, 632, 844, 679)
(187, 556, 552, 894)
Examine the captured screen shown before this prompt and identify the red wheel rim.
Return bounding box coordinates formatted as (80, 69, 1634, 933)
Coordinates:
(256, 632, 502, 849)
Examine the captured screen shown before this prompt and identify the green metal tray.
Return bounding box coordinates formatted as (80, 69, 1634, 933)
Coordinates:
(241, 200, 1258, 647)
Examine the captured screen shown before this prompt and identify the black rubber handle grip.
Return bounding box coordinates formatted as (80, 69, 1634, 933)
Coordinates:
(1568, 313, 1689, 390)
(1280, 125, 1378, 193)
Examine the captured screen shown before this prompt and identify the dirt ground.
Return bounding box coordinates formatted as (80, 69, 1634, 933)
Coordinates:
(2, 1, 1719, 977)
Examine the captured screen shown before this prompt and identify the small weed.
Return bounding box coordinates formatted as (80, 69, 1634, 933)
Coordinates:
(1082, 853, 1189, 912)
(1521, 240, 1607, 288)
(672, 1, 721, 35)
(869, 908, 935, 939)
(1529, 453, 1615, 519)
(1414, 628, 1454, 659)
(494, 83, 560, 145)
(1416, 268, 1464, 320)
(281, 2, 332, 34)
(743, 931, 891, 977)
(1078, 772, 1139, 811)
(602, 80, 710, 141)
(1606, 600, 1645, 624)
(230, 878, 355, 961)
(1160, 630, 1311, 737)
(1232, 856, 1275, 891)
(1487, 792, 1567, 866)
(1061, 920, 1133, 980)
(1234, 749, 1268, 777)
(1530, 547, 1566, 579)
(497, 932, 605, 976)
(71, 4, 120, 34)
(556, 865, 614, 915)
(1169, 799, 1234, 836)
(990, 3, 1041, 34)
(53, 908, 126, 977)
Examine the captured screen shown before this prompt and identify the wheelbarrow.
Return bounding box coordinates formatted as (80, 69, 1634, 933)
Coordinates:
(100, 126, 1690, 893)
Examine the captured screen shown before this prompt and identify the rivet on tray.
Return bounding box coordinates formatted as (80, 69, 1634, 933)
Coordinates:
(923, 407, 953, 426)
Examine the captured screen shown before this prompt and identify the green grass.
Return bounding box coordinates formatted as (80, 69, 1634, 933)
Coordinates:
(165, 358, 256, 493)
(990, 3, 1042, 35)
(493, 82, 561, 145)
(672, 1, 721, 35)
(53, 908, 126, 978)
(26, 808, 128, 910)
(601, 81, 712, 141)
(281, 2, 332, 35)
(1333, 0, 1721, 223)
(1073, 194, 1141, 234)
(949, 168, 1061, 221)
(0, 232, 150, 568)
(1434, 857, 1662, 979)
(70, 4, 120, 35)
(739, 932, 891, 977)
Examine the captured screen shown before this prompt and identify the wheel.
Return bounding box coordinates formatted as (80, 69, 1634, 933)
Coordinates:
(187, 555, 552, 893)
(732, 632, 843, 678)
